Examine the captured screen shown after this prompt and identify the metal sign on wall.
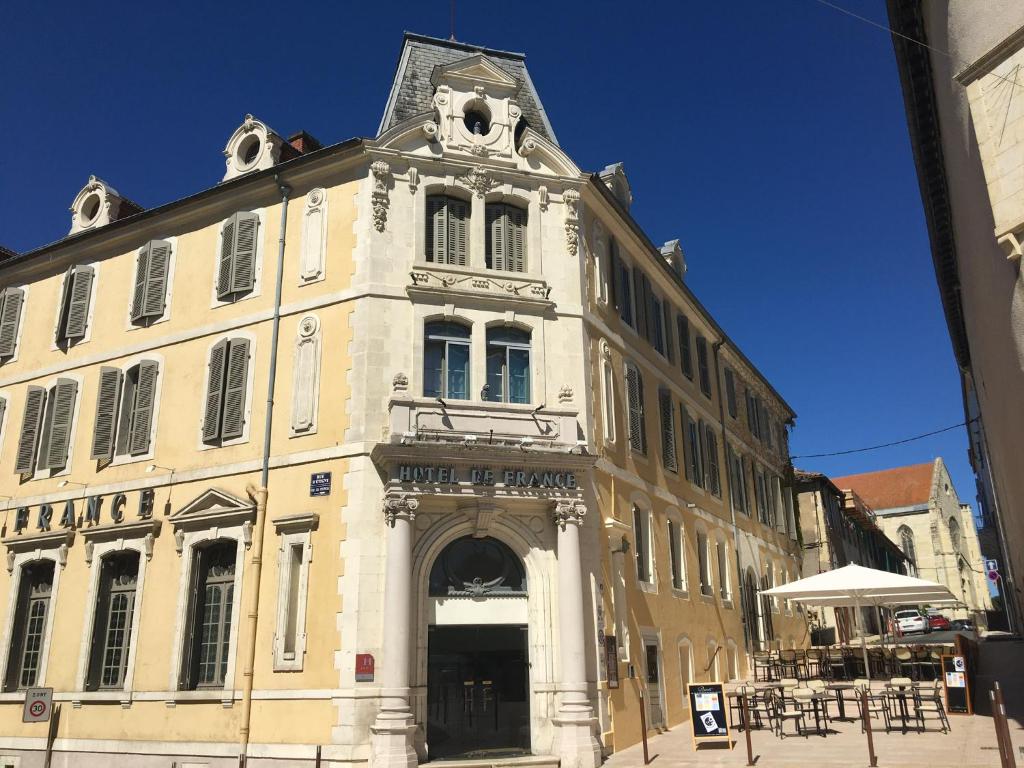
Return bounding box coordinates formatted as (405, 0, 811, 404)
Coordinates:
(22, 687, 53, 723)
(355, 653, 375, 682)
(310, 472, 332, 497)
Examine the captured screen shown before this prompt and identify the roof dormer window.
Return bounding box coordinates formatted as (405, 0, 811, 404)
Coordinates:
(463, 104, 491, 136)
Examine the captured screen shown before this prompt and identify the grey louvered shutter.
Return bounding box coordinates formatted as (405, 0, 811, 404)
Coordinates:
(486, 204, 505, 271)
(15, 386, 46, 475)
(0, 398, 5, 432)
(448, 198, 469, 266)
(678, 314, 693, 378)
(659, 389, 677, 472)
(143, 240, 171, 318)
(425, 196, 447, 263)
(55, 266, 74, 344)
(625, 364, 645, 454)
(129, 360, 159, 454)
(202, 340, 229, 442)
(231, 212, 258, 294)
(681, 404, 693, 482)
(632, 268, 646, 340)
(609, 239, 620, 310)
(90, 366, 123, 460)
(115, 370, 137, 457)
(130, 246, 150, 322)
(217, 217, 235, 299)
(508, 206, 526, 272)
(221, 339, 250, 439)
(64, 266, 94, 340)
(43, 378, 78, 470)
(663, 301, 674, 363)
(0, 288, 24, 357)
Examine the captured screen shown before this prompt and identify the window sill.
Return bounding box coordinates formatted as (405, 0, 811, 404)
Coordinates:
(165, 689, 237, 708)
(672, 587, 689, 599)
(698, 588, 715, 603)
(722, 597, 734, 609)
(638, 580, 658, 595)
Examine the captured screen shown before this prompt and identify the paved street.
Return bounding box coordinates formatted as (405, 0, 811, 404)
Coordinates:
(603, 712, 1016, 768)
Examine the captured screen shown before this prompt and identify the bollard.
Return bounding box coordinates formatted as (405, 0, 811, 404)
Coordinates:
(993, 684, 1016, 768)
(862, 689, 878, 768)
(991, 690, 1009, 768)
(638, 689, 650, 765)
(742, 692, 755, 766)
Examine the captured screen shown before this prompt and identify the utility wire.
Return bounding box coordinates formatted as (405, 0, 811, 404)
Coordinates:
(791, 417, 978, 459)
(809, 0, 1024, 92)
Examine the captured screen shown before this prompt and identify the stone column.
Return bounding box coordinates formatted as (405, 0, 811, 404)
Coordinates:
(370, 494, 419, 768)
(553, 500, 602, 768)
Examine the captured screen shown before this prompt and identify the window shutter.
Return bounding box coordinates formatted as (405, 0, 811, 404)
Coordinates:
(202, 340, 229, 442)
(677, 314, 693, 379)
(0, 398, 5, 432)
(659, 389, 677, 472)
(0, 288, 25, 357)
(663, 301, 674, 363)
(448, 198, 469, 266)
(15, 387, 46, 475)
(130, 245, 150, 322)
(142, 240, 171, 319)
(725, 369, 737, 418)
(508, 206, 526, 272)
(681, 404, 693, 482)
(230, 212, 258, 295)
(129, 360, 159, 455)
(425, 196, 447, 263)
(64, 266, 94, 340)
(90, 367, 124, 460)
(43, 378, 78, 471)
(115, 370, 137, 457)
(609, 239, 620, 310)
(55, 266, 74, 344)
(221, 339, 250, 439)
(217, 217, 235, 299)
(180, 549, 204, 689)
(625, 364, 645, 453)
(632, 268, 646, 339)
(486, 204, 506, 271)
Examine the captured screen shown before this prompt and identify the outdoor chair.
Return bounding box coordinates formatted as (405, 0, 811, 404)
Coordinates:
(805, 648, 824, 679)
(728, 684, 754, 729)
(794, 649, 809, 680)
(793, 686, 823, 737)
(807, 679, 836, 724)
(826, 648, 847, 680)
(854, 679, 891, 734)
(885, 676, 917, 732)
(893, 647, 915, 678)
(778, 649, 800, 679)
(881, 647, 896, 677)
(842, 647, 866, 679)
(913, 680, 951, 733)
(753, 651, 774, 682)
(778, 677, 799, 702)
(868, 648, 886, 678)
(927, 648, 943, 680)
(749, 687, 775, 731)
(772, 689, 806, 738)
(912, 647, 933, 681)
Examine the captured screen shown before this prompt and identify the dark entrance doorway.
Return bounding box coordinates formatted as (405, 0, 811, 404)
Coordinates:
(427, 624, 531, 759)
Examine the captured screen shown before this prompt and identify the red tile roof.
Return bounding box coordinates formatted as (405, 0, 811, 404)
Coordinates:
(830, 461, 935, 511)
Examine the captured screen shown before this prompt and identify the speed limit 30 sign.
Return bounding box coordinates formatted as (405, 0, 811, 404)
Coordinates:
(22, 687, 53, 723)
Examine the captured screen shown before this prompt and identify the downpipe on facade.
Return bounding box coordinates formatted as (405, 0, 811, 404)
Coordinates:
(239, 176, 291, 766)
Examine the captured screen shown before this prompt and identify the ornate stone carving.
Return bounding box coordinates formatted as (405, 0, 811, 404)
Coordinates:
(300, 187, 327, 282)
(600, 339, 612, 361)
(174, 528, 185, 556)
(143, 532, 155, 561)
(384, 494, 420, 526)
(6, 550, 14, 574)
(422, 121, 439, 142)
(370, 160, 390, 232)
(291, 314, 321, 435)
(462, 166, 498, 198)
(538, 186, 549, 211)
(84, 540, 95, 566)
(553, 500, 587, 529)
(558, 384, 574, 405)
(519, 137, 537, 157)
(564, 189, 580, 257)
(407, 167, 419, 193)
(58, 542, 69, 569)
(392, 372, 409, 393)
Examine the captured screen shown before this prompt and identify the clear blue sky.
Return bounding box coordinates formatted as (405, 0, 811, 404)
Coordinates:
(1, 2, 975, 515)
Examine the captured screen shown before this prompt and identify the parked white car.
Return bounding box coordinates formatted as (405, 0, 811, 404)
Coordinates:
(895, 609, 930, 634)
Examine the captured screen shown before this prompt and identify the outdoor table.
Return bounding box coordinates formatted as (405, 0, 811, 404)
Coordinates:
(801, 693, 831, 736)
(884, 682, 916, 734)
(825, 682, 857, 720)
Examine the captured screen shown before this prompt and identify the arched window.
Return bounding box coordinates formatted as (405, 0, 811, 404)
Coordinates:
(182, 540, 237, 689)
(948, 517, 962, 555)
(898, 525, 917, 575)
(485, 327, 531, 404)
(4, 560, 55, 691)
(87, 551, 140, 690)
(425, 195, 469, 265)
(485, 203, 527, 272)
(423, 321, 471, 400)
(429, 536, 526, 596)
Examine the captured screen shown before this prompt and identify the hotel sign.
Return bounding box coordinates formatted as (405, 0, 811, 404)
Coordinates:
(396, 464, 577, 490)
(10, 489, 156, 535)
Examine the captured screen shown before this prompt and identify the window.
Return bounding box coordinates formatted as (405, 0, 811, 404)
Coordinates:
(678, 641, 692, 706)
(273, 518, 315, 671)
(625, 363, 646, 455)
(898, 525, 917, 576)
(668, 520, 686, 591)
(485, 203, 527, 272)
(0, 287, 25, 360)
(754, 467, 769, 525)
(4, 560, 55, 690)
(726, 642, 738, 681)
(182, 541, 237, 689)
(662, 302, 674, 364)
(658, 388, 677, 472)
(677, 314, 693, 379)
(703, 425, 721, 497)
(717, 541, 730, 600)
(633, 506, 653, 584)
(55, 265, 95, 345)
(86, 552, 139, 690)
(683, 407, 702, 486)
(202, 338, 251, 444)
(695, 335, 711, 397)
(425, 195, 469, 266)
(728, 445, 748, 515)
(130, 240, 171, 323)
(697, 531, 712, 597)
(632, 268, 649, 340)
(485, 327, 531, 404)
(617, 256, 633, 327)
(14, 379, 79, 476)
(423, 321, 470, 400)
(91, 361, 159, 461)
(650, 294, 665, 355)
(217, 212, 259, 301)
(724, 368, 737, 418)
(601, 349, 615, 443)
(948, 517, 962, 555)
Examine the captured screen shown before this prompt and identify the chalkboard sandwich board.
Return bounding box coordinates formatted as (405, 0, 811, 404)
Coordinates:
(941, 654, 971, 714)
(687, 682, 731, 749)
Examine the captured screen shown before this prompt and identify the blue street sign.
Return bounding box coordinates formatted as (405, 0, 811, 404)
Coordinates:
(310, 472, 332, 497)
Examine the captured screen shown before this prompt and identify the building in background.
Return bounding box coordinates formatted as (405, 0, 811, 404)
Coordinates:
(832, 459, 992, 628)
(888, 0, 1024, 634)
(795, 470, 909, 641)
(0, 31, 806, 768)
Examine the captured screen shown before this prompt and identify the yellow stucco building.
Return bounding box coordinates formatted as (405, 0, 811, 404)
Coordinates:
(0, 32, 805, 768)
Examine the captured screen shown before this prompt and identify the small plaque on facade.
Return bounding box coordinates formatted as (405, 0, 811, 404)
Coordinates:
(604, 635, 619, 689)
(22, 687, 53, 723)
(310, 472, 332, 497)
(355, 653, 375, 682)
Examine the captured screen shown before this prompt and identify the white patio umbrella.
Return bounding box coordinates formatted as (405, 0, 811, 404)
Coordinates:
(761, 564, 956, 679)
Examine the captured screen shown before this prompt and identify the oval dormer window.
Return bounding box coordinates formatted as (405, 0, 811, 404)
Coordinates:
(463, 109, 491, 136)
(237, 134, 262, 169)
(80, 193, 102, 226)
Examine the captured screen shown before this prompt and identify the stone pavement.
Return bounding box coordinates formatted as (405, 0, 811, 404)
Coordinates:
(602, 711, 1017, 768)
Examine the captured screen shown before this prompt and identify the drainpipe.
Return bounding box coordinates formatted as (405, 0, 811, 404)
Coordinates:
(711, 341, 748, 653)
(239, 176, 291, 766)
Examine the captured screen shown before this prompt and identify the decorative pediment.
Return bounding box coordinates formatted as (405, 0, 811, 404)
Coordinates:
(170, 488, 256, 545)
(431, 55, 519, 94)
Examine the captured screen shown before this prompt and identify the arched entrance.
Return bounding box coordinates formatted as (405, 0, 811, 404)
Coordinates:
(741, 567, 762, 652)
(425, 535, 531, 759)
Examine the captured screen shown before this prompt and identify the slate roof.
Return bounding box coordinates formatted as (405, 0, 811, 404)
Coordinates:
(831, 461, 936, 512)
(378, 32, 557, 145)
